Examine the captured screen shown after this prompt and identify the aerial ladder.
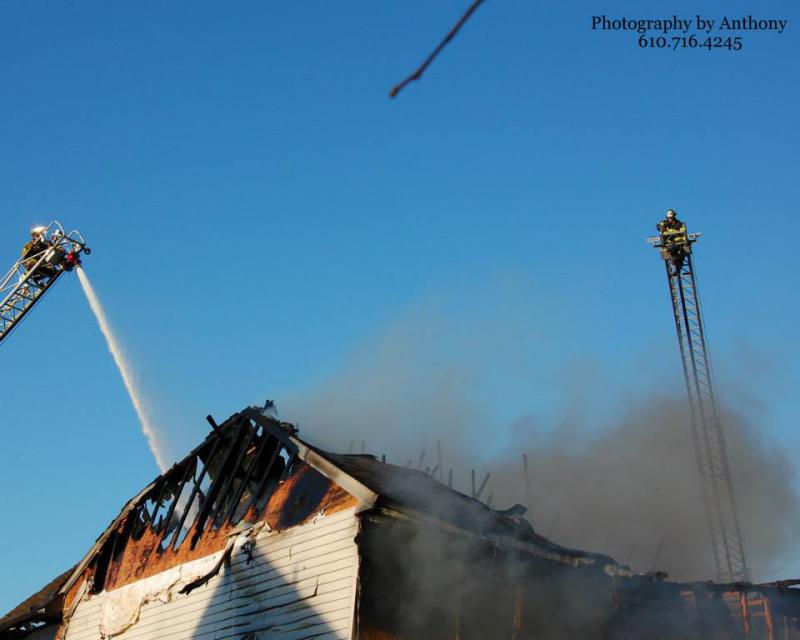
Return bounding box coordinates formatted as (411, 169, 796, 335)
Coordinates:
(648, 221, 749, 583)
(1, 222, 91, 345)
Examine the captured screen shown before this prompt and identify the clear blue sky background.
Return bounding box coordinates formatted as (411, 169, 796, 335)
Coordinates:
(1, 0, 798, 611)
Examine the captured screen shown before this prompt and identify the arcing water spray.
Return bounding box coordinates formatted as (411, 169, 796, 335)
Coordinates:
(76, 266, 170, 472)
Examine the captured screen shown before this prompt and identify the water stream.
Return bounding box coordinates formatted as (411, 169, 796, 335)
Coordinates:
(77, 266, 169, 472)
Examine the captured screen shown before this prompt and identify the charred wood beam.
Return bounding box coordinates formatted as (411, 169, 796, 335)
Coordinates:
(172, 437, 223, 551)
(210, 423, 262, 529)
(222, 426, 274, 524)
(205, 415, 222, 435)
(192, 420, 251, 543)
(470, 470, 490, 499)
(140, 460, 198, 567)
(248, 437, 288, 511)
(191, 421, 247, 548)
(650, 537, 666, 573)
(178, 540, 235, 596)
(522, 453, 531, 513)
(158, 459, 197, 539)
(241, 408, 298, 438)
(475, 472, 490, 500)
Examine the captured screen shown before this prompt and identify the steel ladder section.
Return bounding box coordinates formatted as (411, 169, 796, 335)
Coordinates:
(667, 254, 749, 582)
(0, 262, 63, 344)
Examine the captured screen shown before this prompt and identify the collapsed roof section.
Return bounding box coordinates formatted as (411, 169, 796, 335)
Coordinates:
(4, 406, 584, 638)
(4, 405, 800, 640)
(0, 409, 361, 638)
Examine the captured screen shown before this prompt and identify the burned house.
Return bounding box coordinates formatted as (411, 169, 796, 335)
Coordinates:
(2, 407, 800, 640)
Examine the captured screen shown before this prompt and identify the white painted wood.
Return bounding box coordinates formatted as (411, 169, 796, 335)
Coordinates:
(64, 508, 358, 640)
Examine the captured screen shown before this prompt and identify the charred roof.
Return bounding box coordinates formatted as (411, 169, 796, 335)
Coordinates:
(4, 404, 800, 639)
(0, 405, 587, 634)
(0, 566, 75, 636)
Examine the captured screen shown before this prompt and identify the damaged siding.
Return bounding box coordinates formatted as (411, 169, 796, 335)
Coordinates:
(63, 507, 359, 640)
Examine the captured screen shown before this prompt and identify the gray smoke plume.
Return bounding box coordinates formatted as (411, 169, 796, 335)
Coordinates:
(278, 277, 800, 583)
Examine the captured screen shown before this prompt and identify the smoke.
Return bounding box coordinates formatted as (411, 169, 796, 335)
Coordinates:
(279, 276, 800, 582)
(493, 399, 800, 581)
(77, 267, 171, 472)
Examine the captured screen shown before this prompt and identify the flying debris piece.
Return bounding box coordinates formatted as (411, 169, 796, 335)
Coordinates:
(390, 0, 487, 98)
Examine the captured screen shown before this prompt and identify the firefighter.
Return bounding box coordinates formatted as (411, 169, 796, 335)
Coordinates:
(21, 227, 46, 270)
(21, 226, 57, 284)
(657, 209, 686, 242)
(657, 210, 689, 275)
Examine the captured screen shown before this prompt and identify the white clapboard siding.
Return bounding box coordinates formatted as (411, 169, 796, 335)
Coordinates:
(64, 508, 359, 640)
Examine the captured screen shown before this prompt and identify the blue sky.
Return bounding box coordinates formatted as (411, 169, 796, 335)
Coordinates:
(1, 0, 798, 610)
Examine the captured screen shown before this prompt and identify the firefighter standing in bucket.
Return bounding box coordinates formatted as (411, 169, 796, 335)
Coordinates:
(657, 209, 689, 275)
(21, 226, 61, 284)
